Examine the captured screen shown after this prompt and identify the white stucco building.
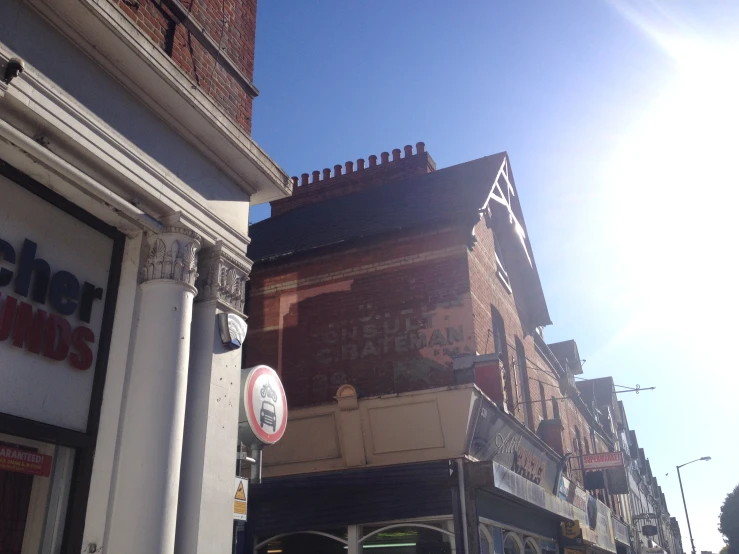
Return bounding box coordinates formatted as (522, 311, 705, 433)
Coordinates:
(0, 0, 290, 552)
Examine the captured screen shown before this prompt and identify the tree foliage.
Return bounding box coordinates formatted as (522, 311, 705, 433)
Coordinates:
(719, 483, 739, 554)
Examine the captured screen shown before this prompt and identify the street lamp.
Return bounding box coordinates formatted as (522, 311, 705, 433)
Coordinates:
(677, 456, 711, 554)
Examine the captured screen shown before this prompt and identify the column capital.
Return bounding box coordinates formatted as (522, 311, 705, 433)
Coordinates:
(195, 242, 252, 312)
(139, 226, 201, 287)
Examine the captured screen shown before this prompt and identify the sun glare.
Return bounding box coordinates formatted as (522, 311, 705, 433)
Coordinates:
(596, 3, 739, 349)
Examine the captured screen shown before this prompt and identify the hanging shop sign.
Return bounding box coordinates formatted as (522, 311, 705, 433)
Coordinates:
(612, 516, 630, 545)
(0, 175, 112, 431)
(467, 396, 559, 491)
(562, 520, 583, 541)
(233, 477, 248, 521)
(239, 365, 288, 446)
(0, 444, 53, 477)
(582, 452, 625, 471)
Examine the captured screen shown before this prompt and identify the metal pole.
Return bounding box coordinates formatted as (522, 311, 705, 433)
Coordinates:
(676, 465, 696, 554)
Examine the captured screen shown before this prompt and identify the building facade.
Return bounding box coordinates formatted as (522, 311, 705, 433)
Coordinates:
(0, 0, 289, 553)
(242, 145, 667, 554)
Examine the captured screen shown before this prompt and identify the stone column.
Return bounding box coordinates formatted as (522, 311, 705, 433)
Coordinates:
(175, 242, 251, 554)
(108, 227, 200, 554)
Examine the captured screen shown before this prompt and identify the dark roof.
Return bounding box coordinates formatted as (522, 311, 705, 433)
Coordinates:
(248, 153, 506, 261)
(547, 339, 583, 375)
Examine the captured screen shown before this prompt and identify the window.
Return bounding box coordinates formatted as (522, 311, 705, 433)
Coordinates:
(539, 383, 548, 419)
(0, 434, 75, 554)
(504, 533, 524, 554)
(552, 397, 560, 419)
(515, 338, 533, 429)
(494, 236, 512, 292)
(491, 306, 513, 412)
(584, 438, 591, 455)
(525, 538, 541, 554)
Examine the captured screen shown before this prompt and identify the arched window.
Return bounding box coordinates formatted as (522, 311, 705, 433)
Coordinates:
(525, 537, 541, 554)
(480, 525, 494, 554)
(504, 532, 524, 554)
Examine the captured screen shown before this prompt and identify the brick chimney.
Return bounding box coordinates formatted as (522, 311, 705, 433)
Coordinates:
(271, 142, 436, 217)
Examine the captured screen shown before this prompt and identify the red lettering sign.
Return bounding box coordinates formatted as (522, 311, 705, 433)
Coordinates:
(582, 451, 624, 470)
(0, 292, 96, 370)
(0, 445, 53, 477)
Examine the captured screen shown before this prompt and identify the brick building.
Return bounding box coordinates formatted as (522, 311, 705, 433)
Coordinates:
(0, 0, 288, 552)
(243, 144, 642, 554)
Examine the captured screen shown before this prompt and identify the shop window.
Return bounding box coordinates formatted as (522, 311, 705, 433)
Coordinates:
(257, 528, 348, 554)
(361, 523, 454, 554)
(504, 532, 524, 554)
(0, 434, 75, 554)
(480, 525, 494, 554)
(525, 538, 541, 554)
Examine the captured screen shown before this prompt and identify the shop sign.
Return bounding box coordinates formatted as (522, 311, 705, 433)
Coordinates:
(0, 445, 52, 477)
(239, 365, 288, 446)
(0, 176, 112, 431)
(567, 480, 591, 524)
(562, 520, 583, 541)
(582, 452, 624, 471)
(612, 516, 630, 545)
(467, 397, 559, 491)
(564, 481, 617, 553)
(565, 549, 583, 554)
(233, 477, 247, 521)
(558, 475, 570, 501)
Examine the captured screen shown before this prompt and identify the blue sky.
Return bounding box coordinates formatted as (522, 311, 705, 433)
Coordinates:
(249, 2, 739, 550)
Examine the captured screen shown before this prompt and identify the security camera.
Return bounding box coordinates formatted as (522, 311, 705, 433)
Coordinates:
(3, 58, 25, 84)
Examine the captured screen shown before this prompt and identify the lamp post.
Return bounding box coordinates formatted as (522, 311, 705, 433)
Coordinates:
(676, 456, 711, 554)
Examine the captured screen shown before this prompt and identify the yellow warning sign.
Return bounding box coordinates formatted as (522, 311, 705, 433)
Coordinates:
(235, 481, 246, 501)
(233, 477, 248, 521)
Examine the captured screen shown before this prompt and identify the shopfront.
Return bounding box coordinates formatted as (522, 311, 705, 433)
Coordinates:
(247, 461, 455, 554)
(0, 164, 123, 552)
(558, 476, 617, 554)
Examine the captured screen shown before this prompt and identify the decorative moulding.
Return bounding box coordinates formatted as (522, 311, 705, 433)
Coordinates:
(139, 227, 201, 287)
(195, 243, 252, 312)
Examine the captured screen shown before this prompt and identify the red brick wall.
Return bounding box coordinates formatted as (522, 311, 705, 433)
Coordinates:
(467, 216, 624, 515)
(112, 0, 256, 133)
(467, 216, 560, 426)
(271, 143, 436, 217)
(245, 226, 475, 408)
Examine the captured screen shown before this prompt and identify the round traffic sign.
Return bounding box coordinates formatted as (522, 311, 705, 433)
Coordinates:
(242, 365, 287, 445)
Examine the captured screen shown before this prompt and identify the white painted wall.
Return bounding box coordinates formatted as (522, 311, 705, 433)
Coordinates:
(0, 0, 290, 550)
(0, 0, 251, 238)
